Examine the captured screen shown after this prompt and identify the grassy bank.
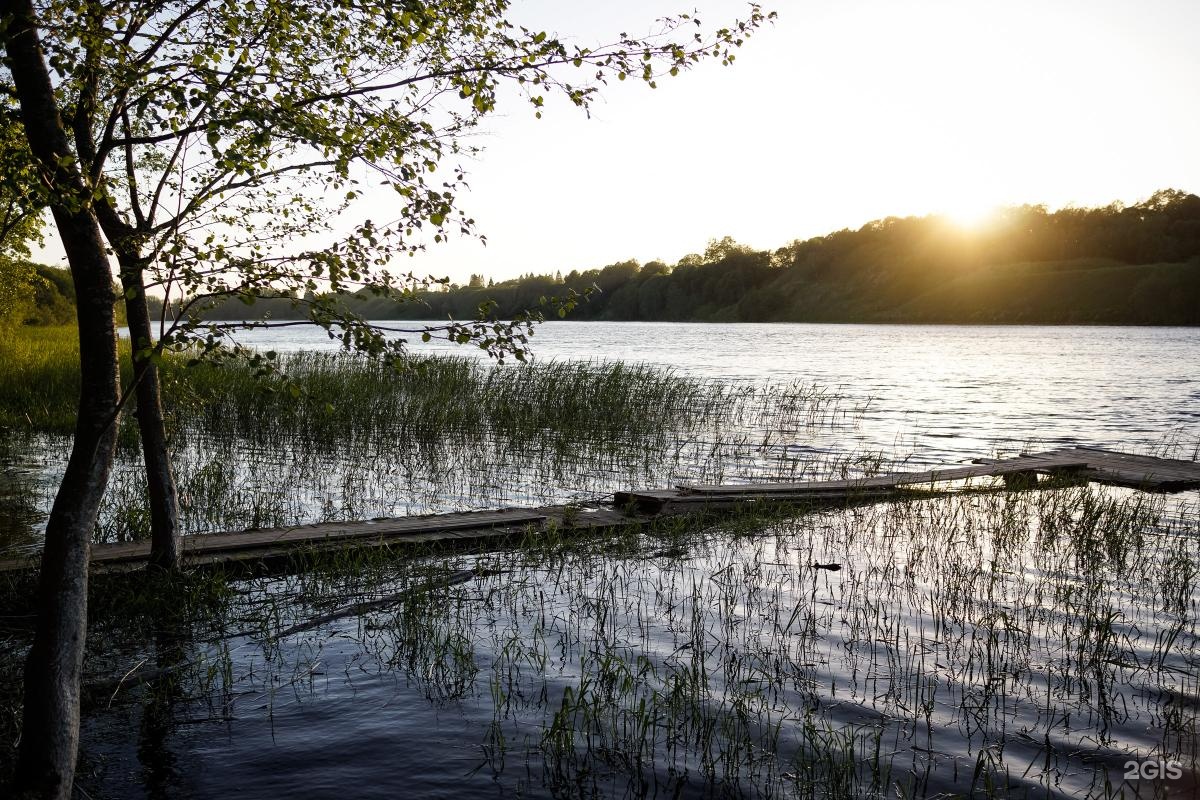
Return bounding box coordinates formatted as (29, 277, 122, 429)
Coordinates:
(0, 326, 91, 432)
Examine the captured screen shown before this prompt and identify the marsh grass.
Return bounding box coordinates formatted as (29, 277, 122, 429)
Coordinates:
(2, 328, 1197, 797)
(14, 484, 1193, 799)
(0, 327, 860, 445)
(0, 333, 873, 546)
(0, 326, 88, 432)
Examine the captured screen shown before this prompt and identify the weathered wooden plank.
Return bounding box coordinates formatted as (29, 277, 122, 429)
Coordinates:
(0, 509, 556, 573)
(2, 446, 1195, 576)
(617, 486, 908, 514)
(1076, 468, 1200, 491)
(1090, 469, 1199, 485)
(1062, 446, 1200, 471)
(1092, 461, 1200, 480)
(984, 447, 1200, 488)
(90, 507, 644, 574)
(92, 509, 550, 564)
(1005, 446, 1200, 490)
(1070, 459, 1199, 485)
(679, 456, 1088, 496)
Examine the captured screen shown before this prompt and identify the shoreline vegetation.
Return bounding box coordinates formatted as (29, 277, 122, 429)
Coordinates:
(1, 326, 1196, 796)
(2, 329, 1196, 797)
(2, 198, 1197, 797)
(7, 190, 1199, 331)
(177, 189, 1200, 326)
(0, 325, 866, 547)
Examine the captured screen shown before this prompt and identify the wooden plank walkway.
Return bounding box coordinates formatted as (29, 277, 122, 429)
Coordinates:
(1, 447, 1196, 574)
(1014, 446, 1200, 492)
(616, 446, 1200, 512)
(681, 452, 1092, 495)
(0, 506, 648, 574)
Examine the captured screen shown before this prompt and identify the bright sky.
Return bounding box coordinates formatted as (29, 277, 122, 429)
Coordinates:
(33, 0, 1200, 284)
(405, 0, 1200, 282)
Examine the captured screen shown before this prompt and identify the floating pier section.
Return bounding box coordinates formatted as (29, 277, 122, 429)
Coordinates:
(616, 445, 1200, 513)
(2, 446, 1197, 574)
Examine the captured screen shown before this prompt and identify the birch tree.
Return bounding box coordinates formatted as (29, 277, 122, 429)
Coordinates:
(1, 1, 772, 795)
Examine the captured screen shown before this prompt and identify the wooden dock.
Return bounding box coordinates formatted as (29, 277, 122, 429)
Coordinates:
(1, 446, 1196, 574)
(0, 506, 649, 574)
(617, 446, 1200, 512)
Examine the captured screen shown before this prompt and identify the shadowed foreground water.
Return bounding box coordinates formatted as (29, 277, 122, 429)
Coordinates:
(76, 489, 1198, 799)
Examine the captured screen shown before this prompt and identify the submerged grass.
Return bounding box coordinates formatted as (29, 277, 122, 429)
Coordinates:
(1, 484, 1193, 798)
(1, 325, 1197, 798)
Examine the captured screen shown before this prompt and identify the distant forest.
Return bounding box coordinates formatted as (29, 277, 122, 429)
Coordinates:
(177, 188, 1200, 326)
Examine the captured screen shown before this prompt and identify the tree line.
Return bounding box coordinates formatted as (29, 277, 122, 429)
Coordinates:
(370, 188, 1200, 325)
(192, 189, 1199, 325)
(0, 259, 91, 327)
(19, 189, 1200, 331)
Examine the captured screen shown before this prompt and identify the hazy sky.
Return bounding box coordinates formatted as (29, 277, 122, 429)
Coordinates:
(402, 0, 1200, 282)
(33, 0, 1200, 283)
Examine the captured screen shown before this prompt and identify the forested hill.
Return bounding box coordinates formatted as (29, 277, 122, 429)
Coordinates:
(208, 188, 1200, 325)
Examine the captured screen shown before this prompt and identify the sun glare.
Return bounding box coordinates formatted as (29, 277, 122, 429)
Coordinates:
(940, 201, 999, 231)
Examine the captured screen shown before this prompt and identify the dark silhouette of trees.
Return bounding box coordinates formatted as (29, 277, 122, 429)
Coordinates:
(331, 191, 1200, 326)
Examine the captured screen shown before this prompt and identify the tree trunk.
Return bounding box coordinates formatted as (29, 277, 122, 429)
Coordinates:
(117, 257, 181, 570)
(14, 221, 120, 799)
(2, 1, 122, 796)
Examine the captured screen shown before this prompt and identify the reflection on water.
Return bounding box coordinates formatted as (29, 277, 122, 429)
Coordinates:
(0, 432, 50, 554)
(6, 323, 1198, 798)
(216, 321, 1200, 465)
(76, 488, 1198, 798)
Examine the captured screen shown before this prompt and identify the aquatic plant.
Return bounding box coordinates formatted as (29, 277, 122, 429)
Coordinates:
(6, 484, 1190, 798)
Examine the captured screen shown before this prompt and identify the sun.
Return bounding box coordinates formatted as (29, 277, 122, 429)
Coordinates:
(940, 199, 1000, 230)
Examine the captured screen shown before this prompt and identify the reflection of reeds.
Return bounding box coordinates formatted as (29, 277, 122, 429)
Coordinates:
(0, 433, 44, 555)
(17, 484, 1192, 798)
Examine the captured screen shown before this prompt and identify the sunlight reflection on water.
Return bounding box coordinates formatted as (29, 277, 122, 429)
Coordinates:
(13, 322, 1198, 799)
(221, 321, 1200, 463)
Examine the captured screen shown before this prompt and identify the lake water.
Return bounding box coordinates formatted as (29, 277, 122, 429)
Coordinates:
(220, 321, 1200, 464)
(7, 322, 1200, 798)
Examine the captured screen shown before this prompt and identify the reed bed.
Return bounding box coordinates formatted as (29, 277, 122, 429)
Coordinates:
(2, 328, 1196, 797)
(0, 340, 871, 548)
(22, 484, 1196, 799)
